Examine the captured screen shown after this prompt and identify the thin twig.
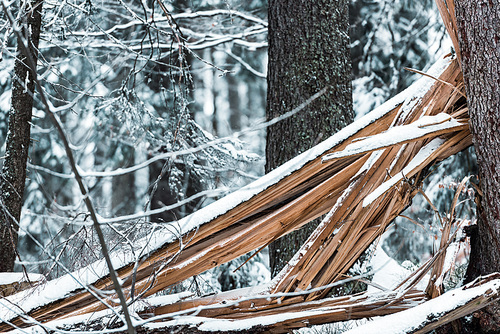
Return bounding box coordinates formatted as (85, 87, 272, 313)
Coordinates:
(403, 66, 466, 98)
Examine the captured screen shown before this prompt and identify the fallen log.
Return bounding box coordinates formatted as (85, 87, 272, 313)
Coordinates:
(344, 273, 500, 334)
(21, 275, 499, 333)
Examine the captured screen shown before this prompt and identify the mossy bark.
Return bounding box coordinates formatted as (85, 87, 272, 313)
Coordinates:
(446, 1, 500, 333)
(265, 0, 353, 277)
(0, 0, 44, 272)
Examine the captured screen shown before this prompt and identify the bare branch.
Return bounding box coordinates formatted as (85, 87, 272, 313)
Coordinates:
(1, 3, 135, 333)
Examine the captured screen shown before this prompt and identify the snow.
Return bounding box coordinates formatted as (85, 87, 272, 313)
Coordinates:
(353, 75, 387, 119)
(435, 241, 461, 289)
(323, 113, 460, 161)
(362, 137, 445, 207)
(0, 90, 11, 113)
(367, 246, 412, 293)
(134, 291, 193, 310)
(0, 273, 43, 285)
(142, 311, 329, 332)
(344, 278, 500, 334)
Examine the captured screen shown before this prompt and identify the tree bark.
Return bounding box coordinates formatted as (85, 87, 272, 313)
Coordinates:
(0, 0, 44, 272)
(111, 146, 136, 216)
(266, 0, 353, 277)
(454, 1, 500, 332)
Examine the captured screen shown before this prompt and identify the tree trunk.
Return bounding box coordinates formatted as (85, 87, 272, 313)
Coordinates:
(454, 1, 500, 332)
(266, 0, 353, 277)
(111, 146, 136, 216)
(0, 0, 44, 272)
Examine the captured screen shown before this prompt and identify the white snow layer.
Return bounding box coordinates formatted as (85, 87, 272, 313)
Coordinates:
(0, 273, 43, 285)
(344, 278, 500, 334)
(323, 113, 460, 161)
(367, 246, 412, 293)
(362, 137, 445, 207)
(0, 56, 453, 322)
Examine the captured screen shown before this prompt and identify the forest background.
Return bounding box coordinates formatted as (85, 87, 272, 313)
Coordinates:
(0, 0, 481, 331)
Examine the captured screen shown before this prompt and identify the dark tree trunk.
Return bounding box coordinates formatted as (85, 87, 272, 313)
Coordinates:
(454, 1, 500, 332)
(266, 0, 353, 277)
(0, 0, 43, 272)
(111, 146, 136, 216)
(227, 58, 241, 132)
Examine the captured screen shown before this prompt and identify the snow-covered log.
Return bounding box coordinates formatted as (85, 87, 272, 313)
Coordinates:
(344, 273, 500, 334)
(6, 274, 499, 333)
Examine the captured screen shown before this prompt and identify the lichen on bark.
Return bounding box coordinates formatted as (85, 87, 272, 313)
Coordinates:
(265, 0, 353, 277)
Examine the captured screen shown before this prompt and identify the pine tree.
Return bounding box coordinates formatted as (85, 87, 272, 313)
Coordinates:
(266, 0, 354, 276)
(454, 1, 500, 332)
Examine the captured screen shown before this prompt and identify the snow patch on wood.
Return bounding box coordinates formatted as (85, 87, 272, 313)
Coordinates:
(0, 273, 43, 285)
(323, 113, 461, 161)
(344, 278, 500, 334)
(362, 138, 445, 207)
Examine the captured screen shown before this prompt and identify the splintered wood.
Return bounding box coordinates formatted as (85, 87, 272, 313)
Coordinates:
(267, 58, 470, 305)
(3, 0, 499, 329)
(1, 53, 480, 333)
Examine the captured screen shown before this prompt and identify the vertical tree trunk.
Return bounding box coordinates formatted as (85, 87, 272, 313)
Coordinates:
(454, 1, 500, 332)
(111, 146, 136, 216)
(266, 0, 353, 276)
(0, 0, 44, 272)
(227, 58, 241, 132)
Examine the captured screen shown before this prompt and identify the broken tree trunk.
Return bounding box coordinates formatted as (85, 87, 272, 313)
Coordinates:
(1, 1, 492, 331)
(0, 53, 471, 331)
